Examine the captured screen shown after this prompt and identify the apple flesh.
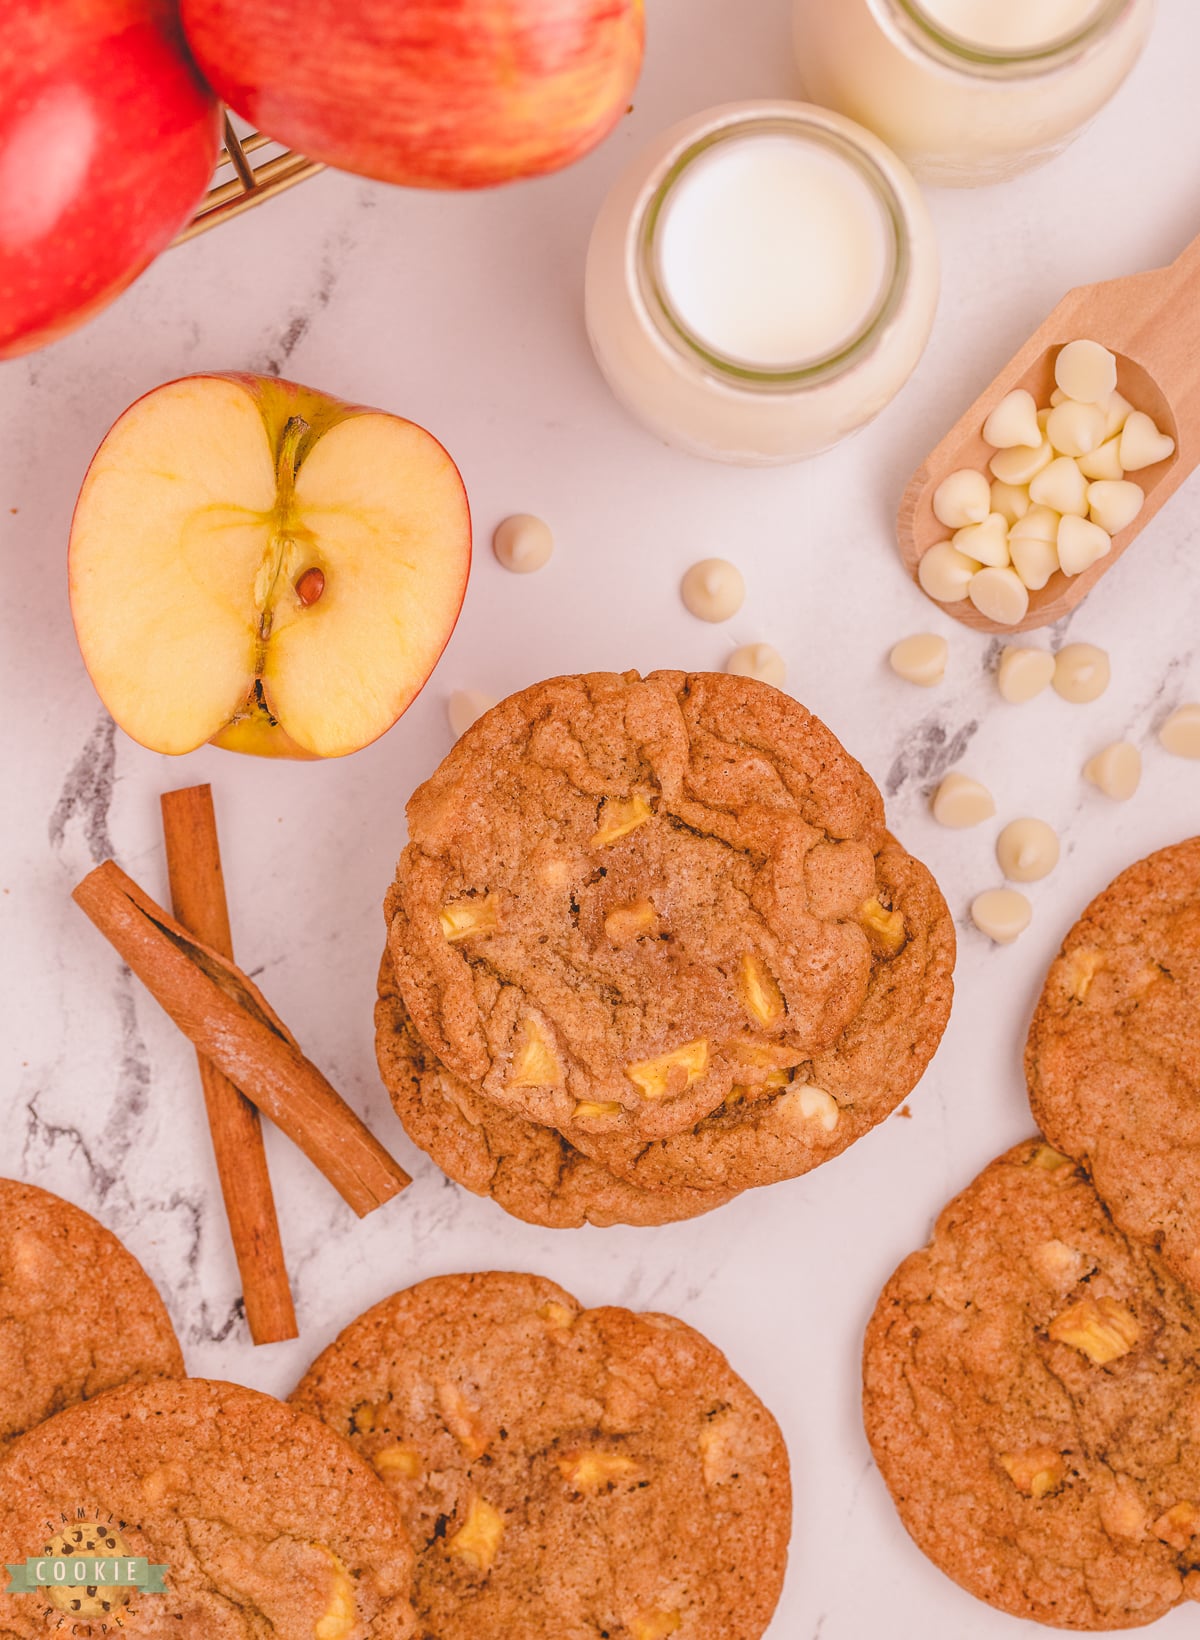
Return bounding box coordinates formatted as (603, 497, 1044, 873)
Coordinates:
(178, 0, 644, 189)
(0, 0, 221, 359)
(69, 374, 472, 758)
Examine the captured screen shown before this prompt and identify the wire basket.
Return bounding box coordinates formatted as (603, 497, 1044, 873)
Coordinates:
(176, 112, 322, 243)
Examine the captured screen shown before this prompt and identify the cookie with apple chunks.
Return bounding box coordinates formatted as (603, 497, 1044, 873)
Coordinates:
(375, 951, 733, 1227)
(0, 1178, 183, 1448)
(386, 669, 939, 1144)
(863, 1140, 1200, 1630)
(0, 1378, 415, 1638)
(290, 1271, 790, 1640)
(1026, 837, 1200, 1300)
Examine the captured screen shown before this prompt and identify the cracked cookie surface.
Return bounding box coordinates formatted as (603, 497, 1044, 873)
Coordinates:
(0, 1378, 415, 1638)
(290, 1271, 790, 1640)
(1026, 837, 1200, 1299)
(863, 1140, 1200, 1630)
(0, 1179, 183, 1448)
(386, 669, 937, 1144)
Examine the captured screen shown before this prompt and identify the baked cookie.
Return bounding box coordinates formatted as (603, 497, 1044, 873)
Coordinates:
(386, 669, 943, 1144)
(291, 1271, 791, 1640)
(1026, 837, 1200, 1296)
(0, 1178, 183, 1447)
(0, 1378, 415, 1638)
(376, 953, 733, 1227)
(863, 1139, 1200, 1630)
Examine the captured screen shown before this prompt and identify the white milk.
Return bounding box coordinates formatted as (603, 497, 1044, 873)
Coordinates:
(585, 103, 938, 466)
(653, 133, 892, 371)
(793, 0, 1154, 186)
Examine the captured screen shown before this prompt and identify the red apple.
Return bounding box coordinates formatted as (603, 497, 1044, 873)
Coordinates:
(178, 0, 644, 189)
(70, 374, 472, 758)
(0, 0, 220, 360)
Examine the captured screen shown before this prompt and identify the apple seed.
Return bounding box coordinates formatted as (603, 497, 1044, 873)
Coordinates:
(296, 567, 326, 607)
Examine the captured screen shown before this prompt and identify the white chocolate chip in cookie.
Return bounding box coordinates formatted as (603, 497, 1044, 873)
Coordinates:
(917, 541, 980, 604)
(889, 633, 948, 687)
(1160, 704, 1200, 758)
(933, 468, 991, 528)
(726, 642, 785, 687)
(1084, 741, 1141, 800)
(680, 558, 745, 622)
(932, 772, 995, 829)
(1053, 643, 1110, 704)
(797, 1084, 839, 1131)
(971, 888, 1032, 944)
(997, 646, 1054, 704)
(1055, 340, 1118, 405)
(448, 689, 496, 739)
(968, 566, 1028, 626)
(996, 818, 1059, 883)
(983, 389, 1041, 450)
(493, 513, 554, 573)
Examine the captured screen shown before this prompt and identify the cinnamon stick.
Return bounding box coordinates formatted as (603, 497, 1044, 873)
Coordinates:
(161, 785, 297, 1346)
(73, 859, 411, 1218)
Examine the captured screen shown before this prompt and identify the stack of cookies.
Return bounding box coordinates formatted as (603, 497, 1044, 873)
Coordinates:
(377, 669, 956, 1227)
(864, 837, 1200, 1630)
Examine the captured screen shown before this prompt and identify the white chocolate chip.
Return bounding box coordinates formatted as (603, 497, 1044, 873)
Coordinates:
(798, 1084, 839, 1132)
(997, 646, 1055, 704)
(997, 817, 1060, 882)
(933, 469, 991, 529)
(680, 558, 745, 622)
(1029, 456, 1089, 517)
(1119, 411, 1176, 472)
(1057, 514, 1112, 577)
(990, 438, 1054, 487)
(989, 480, 1031, 525)
(889, 633, 948, 687)
(726, 643, 785, 687)
(1046, 400, 1106, 459)
(1077, 436, 1125, 483)
(1087, 479, 1144, 536)
(1084, 741, 1141, 801)
(1009, 505, 1061, 545)
(493, 513, 554, 573)
(1009, 532, 1060, 592)
(983, 389, 1042, 450)
(971, 887, 1033, 945)
(447, 689, 496, 739)
(1055, 340, 1118, 406)
(917, 541, 980, 604)
(932, 772, 996, 829)
(968, 566, 1029, 626)
(1159, 704, 1200, 758)
(953, 512, 1010, 568)
(1053, 643, 1111, 704)
(1101, 391, 1134, 440)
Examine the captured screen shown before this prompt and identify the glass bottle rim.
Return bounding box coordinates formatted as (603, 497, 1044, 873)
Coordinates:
(635, 112, 910, 391)
(880, 0, 1133, 72)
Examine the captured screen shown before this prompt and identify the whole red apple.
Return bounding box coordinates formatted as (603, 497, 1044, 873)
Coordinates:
(0, 0, 220, 360)
(179, 0, 644, 189)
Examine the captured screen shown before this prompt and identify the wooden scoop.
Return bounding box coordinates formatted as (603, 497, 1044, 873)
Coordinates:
(898, 231, 1200, 634)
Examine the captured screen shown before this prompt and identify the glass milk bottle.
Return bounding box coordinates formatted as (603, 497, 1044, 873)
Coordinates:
(793, 0, 1155, 186)
(584, 102, 938, 466)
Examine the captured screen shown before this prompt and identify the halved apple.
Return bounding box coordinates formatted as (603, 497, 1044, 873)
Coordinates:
(69, 374, 471, 758)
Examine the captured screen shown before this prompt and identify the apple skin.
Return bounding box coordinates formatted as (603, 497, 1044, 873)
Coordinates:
(178, 0, 644, 189)
(0, 0, 221, 360)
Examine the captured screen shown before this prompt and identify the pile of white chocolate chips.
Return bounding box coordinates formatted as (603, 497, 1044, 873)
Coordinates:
(918, 340, 1175, 625)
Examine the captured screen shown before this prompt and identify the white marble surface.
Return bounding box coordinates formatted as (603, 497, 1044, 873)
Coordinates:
(2, 1, 1199, 1633)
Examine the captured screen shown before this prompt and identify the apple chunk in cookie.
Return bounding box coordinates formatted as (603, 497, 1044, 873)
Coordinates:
(69, 373, 471, 758)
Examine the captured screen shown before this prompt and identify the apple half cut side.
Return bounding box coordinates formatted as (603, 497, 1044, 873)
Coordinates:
(69, 374, 472, 759)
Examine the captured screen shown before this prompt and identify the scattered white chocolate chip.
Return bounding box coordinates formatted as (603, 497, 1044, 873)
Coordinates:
(933, 468, 991, 529)
(1046, 400, 1106, 459)
(1030, 456, 1089, 518)
(680, 558, 745, 622)
(1057, 514, 1112, 577)
(1077, 436, 1125, 482)
(997, 818, 1060, 883)
(726, 642, 785, 687)
(989, 480, 1031, 525)
(971, 887, 1033, 945)
(447, 689, 496, 739)
(983, 389, 1042, 450)
(954, 512, 1010, 568)
(1084, 741, 1141, 800)
(1009, 505, 1061, 545)
(968, 566, 1029, 626)
(1087, 479, 1144, 536)
(997, 646, 1055, 704)
(917, 541, 980, 604)
(1009, 533, 1059, 591)
(1159, 704, 1200, 758)
(798, 1084, 839, 1132)
(493, 512, 553, 573)
(1053, 643, 1111, 704)
(932, 772, 996, 829)
(990, 437, 1054, 487)
(1055, 340, 1118, 406)
(889, 633, 948, 687)
(1119, 410, 1175, 472)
